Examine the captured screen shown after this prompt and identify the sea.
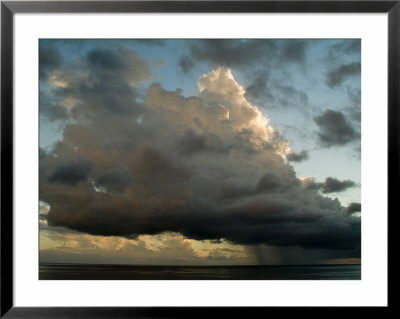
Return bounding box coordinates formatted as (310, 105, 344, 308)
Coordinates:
(39, 263, 361, 280)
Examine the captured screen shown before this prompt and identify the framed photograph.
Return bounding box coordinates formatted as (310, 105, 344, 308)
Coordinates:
(1, 0, 396, 317)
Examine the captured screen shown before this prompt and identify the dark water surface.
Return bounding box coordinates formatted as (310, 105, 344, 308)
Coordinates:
(39, 263, 361, 280)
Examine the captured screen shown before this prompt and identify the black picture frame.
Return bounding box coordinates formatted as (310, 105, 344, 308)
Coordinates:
(1, 1, 396, 317)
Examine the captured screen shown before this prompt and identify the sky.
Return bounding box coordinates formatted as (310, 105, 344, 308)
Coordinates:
(39, 39, 361, 265)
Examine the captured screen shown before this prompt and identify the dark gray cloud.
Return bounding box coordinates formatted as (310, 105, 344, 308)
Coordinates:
(347, 86, 361, 105)
(287, 150, 309, 162)
(245, 71, 270, 100)
(39, 148, 47, 161)
(332, 40, 361, 54)
(303, 177, 357, 194)
(347, 202, 361, 214)
(40, 65, 360, 255)
(180, 40, 311, 74)
(87, 48, 125, 69)
(40, 45, 150, 121)
(39, 90, 69, 121)
(321, 177, 356, 193)
(327, 40, 361, 62)
(254, 173, 284, 193)
(39, 47, 63, 79)
(245, 72, 308, 110)
(95, 165, 132, 194)
(177, 130, 227, 155)
(346, 87, 361, 124)
(326, 62, 361, 88)
(314, 109, 358, 147)
(178, 55, 195, 74)
(273, 84, 308, 108)
(47, 157, 93, 186)
(180, 39, 278, 73)
(279, 40, 308, 64)
(177, 130, 206, 154)
(132, 39, 166, 47)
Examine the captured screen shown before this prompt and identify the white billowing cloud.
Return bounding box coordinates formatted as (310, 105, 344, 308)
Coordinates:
(145, 67, 290, 159)
(198, 68, 289, 156)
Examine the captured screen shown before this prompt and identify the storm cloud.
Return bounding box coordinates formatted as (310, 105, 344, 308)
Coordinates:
(39, 47, 63, 79)
(40, 45, 151, 122)
(330, 40, 361, 55)
(347, 202, 361, 214)
(47, 157, 93, 186)
(326, 62, 361, 88)
(95, 165, 132, 194)
(314, 109, 359, 147)
(245, 71, 270, 100)
(302, 177, 357, 194)
(179, 39, 312, 74)
(287, 150, 309, 162)
(321, 177, 356, 193)
(39, 58, 360, 254)
(246, 77, 308, 110)
(179, 39, 278, 73)
(178, 55, 196, 74)
(279, 40, 308, 64)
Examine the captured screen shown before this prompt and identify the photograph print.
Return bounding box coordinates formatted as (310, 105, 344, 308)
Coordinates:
(39, 39, 361, 280)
